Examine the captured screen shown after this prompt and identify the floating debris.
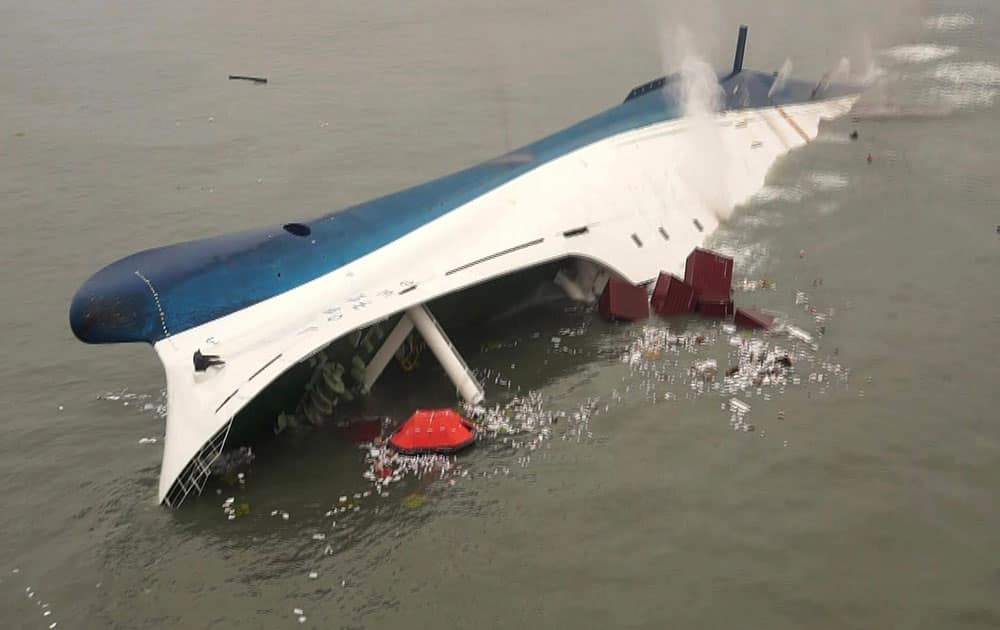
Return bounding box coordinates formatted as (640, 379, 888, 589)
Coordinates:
(402, 494, 426, 509)
(782, 325, 813, 344)
(692, 359, 719, 382)
(229, 74, 268, 84)
(97, 388, 168, 418)
(221, 497, 248, 520)
(729, 398, 751, 414)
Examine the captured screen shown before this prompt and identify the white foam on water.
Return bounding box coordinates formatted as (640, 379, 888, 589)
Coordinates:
(881, 44, 958, 64)
(806, 172, 849, 192)
(923, 14, 975, 32)
(750, 185, 807, 205)
(931, 86, 998, 109)
(931, 62, 1000, 109)
(735, 212, 782, 230)
(712, 241, 771, 277)
(933, 62, 1000, 86)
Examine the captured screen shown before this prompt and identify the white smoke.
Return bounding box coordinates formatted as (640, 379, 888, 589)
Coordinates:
(857, 35, 888, 85)
(768, 58, 793, 99)
(662, 25, 734, 221)
(830, 57, 852, 84)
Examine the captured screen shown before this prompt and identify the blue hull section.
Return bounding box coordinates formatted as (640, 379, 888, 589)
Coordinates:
(69, 68, 854, 346)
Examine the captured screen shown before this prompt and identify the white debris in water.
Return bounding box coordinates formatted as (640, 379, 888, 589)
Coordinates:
(308, 571, 318, 579)
(257, 279, 855, 568)
(691, 359, 718, 381)
(96, 388, 169, 420)
(783, 325, 813, 344)
(736, 278, 777, 293)
(138, 438, 158, 444)
(729, 398, 751, 414)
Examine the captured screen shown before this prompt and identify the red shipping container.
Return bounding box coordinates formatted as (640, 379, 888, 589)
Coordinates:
(697, 298, 735, 318)
(734, 308, 774, 330)
(684, 248, 734, 300)
(650, 272, 696, 315)
(598, 277, 650, 322)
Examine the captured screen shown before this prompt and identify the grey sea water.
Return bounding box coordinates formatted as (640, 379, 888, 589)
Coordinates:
(2, 0, 998, 628)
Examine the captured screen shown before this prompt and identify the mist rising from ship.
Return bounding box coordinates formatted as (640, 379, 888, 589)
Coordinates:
(661, 24, 736, 221)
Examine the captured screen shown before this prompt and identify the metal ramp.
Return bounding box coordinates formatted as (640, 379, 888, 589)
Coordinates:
(162, 419, 233, 508)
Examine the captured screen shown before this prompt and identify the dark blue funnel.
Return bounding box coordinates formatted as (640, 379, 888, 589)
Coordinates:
(732, 25, 748, 74)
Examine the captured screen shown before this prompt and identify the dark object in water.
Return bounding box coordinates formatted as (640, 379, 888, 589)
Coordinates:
(850, 130, 859, 140)
(598, 277, 650, 322)
(867, 153, 873, 163)
(388, 409, 476, 455)
(685, 248, 733, 301)
(726, 366, 740, 377)
(650, 272, 696, 316)
(775, 354, 793, 368)
(229, 75, 268, 84)
(734, 307, 774, 330)
(334, 417, 387, 444)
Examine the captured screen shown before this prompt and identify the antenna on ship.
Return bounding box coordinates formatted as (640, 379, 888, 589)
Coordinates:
(732, 25, 748, 74)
